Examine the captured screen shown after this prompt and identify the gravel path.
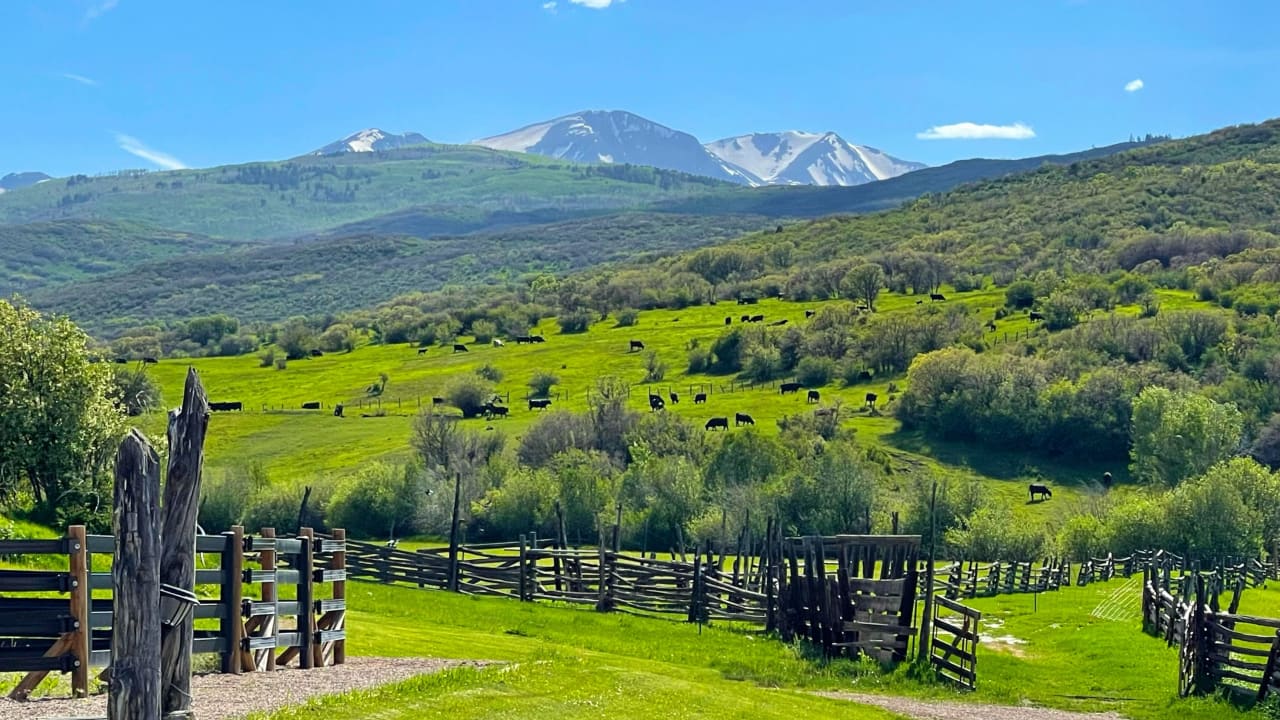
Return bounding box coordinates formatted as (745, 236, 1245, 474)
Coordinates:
(0, 657, 486, 720)
(817, 692, 1127, 720)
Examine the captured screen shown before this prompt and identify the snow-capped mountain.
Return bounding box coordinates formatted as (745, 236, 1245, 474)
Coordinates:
(472, 110, 751, 184)
(0, 171, 52, 194)
(312, 129, 431, 155)
(706, 132, 926, 187)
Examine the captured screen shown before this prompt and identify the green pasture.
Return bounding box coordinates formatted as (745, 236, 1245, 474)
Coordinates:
(138, 286, 1207, 532)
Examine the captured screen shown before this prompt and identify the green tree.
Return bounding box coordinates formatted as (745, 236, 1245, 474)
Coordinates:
(1004, 280, 1036, 309)
(528, 370, 559, 398)
(843, 263, 885, 310)
(111, 367, 163, 417)
(1130, 386, 1243, 486)
(470, 319, 498, 344)
(276, 316, 317, 359)
(444, 374, 495, 419)
(328, 462, 425, 539)
(0, 300, 124, 521)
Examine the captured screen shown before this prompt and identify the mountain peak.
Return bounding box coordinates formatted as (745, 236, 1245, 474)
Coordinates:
(313, 129, 431, 155)
(707, 131, 925, 186)
(0, 171, 53, 194)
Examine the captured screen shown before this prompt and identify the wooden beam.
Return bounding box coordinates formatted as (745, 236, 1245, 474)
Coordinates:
(109, 429, 163, 720)
(67, 524, 90, 696)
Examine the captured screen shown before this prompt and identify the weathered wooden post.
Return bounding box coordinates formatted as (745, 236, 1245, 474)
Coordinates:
(918, 480, 938, 662)
(67, 524, 90, 697)
(158, 368, 210, 716)
(447, 473, 462, 592)
(221, 526, 244, 674)
(109, 430, 162, 720)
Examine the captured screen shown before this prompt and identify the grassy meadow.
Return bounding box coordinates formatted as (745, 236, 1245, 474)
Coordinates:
(141, 286, 1211, 530)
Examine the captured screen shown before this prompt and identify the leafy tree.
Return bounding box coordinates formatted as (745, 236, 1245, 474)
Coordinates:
(1004, 280, 1036, 309)
(1166, 474, 1261, 559)
(1130, 386, 1243, 486)
(1057, 514, 1108, 561)
(1041, 290, 1089, 330)
(703, 430, 792, 492)
(411, 404, 505, 473)
(183, 314, 239, 346)
(470, 319, 497, 343)
(0, 300, 123, 520)
(775, 442, 878, 534)
(557, 309, 594, 334)
(517, 411, 593, 468)
(614, 308, 639, 327)
(276, 316, 316, 359)
(442, 375, 495, 420)
(843, 263, 885, 310)
(318, 323, 355, 353)
(528, 371, 559, 398)
(795, 356, 836, 387)
(328, 462, 424, 539)
(111, 367, 163, 417)
(945, 502, 1045, 562)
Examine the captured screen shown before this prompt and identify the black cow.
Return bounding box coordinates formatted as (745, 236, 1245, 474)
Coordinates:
(484, 404, 509, 418)
(669, 391, 679, 404)
(630, 340, 645, 352)
(302, 401, 321, 410)
(780, 382, 802, 394)
(705, 417, 729, 430)
(865, 392, 878, 407)
(805, 310, 815, 318)
(857, 370, 873, 382)
(931, 293, 946, 302)
(984, 320, 997, 331)
(694, 393, 707, 404)
(735, 412, 755, 426)
(807, 390, 820, 404)
(515, 336, 533, 344)
(916, 300, 924, 305)
(530, 335, 546, 343)
(1029, 483, 1053, 502)
(737, 297, 758, 305)
(741, 315, 751, 322)
(770, 319, 788, 326)
(310, 349, 324, 357)
(142, 357, 158, 364)
(453, 344, 469, 353)
(114, 358, 128, 364)
(334, 404, 344, 418)
(209, 401, 243, 412)
(418, 347, 429, 355)
(649, 394, 666, 411)
(750, 314, 764, 322)
(432, 397, 445, 405)
(725, 317, 732, 325)
(529, 398, 552, 410)
(1029, 311, 1045, 321)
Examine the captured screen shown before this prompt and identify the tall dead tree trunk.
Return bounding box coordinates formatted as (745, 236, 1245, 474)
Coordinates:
(109, 430, 162, 720)
(158, 369, 210, 715)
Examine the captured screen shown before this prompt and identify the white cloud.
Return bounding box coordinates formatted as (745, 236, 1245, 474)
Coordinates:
(115, 133, 187, 170)
(542, 1, 557, 11)
(83, 0, 118, 23)
(1125, 78, 1145, 92)
(569, 0, 621, 7)
(916, 122, 1036, 140)
(62, 73, 99, 87)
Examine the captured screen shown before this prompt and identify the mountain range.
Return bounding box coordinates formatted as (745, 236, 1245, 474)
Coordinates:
(0, 171, 51, 194)
(470, 110, 923, 187)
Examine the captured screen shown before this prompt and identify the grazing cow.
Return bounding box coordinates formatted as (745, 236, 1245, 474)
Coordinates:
(114, 358, 128, 364)
(741, 315, 751, 322)
(669, 391, 679, 404)
(985, 320, 997, 331)
(529, 398, 552, 410)
(649, 394, 666, 411)
(735, 412, 755, 426)
(629, 340, 645, 352)
(780, 382, 802, 394)
(805, 310, 815, 318)
(493, 339, 505, 347)
(209, 401, 243, 412)
(705, 417, 729, 431)
(484, 404, 509, 418)
(530, 335, 546, 343)
(334, 404, 344, 418)
(418, 347, 429, 355)
(432, 397, 445, 405)
(694, 393, 707, 404)
(931, 293, 946, 302)
(916, 300, 923, 305)
(1101, 471, 1113, 489)
(725, 317, 732, 325)
(1029, 483, 1053, 502)
(770, 319, 788, 326)
(738, 297, 758, 305)
(142, 357, 158, 364)
(750, 314, 764, 322)
(310, 349, 324, 357)
(807, 390, 820, 404)
(1029, 311, 1045, 321)
(515, 336, 533, 344)
(302, 401, 321, 410)
(865, 392, 878, 407)
(453, 344, 469, 353)
(857, 370, 873, 382)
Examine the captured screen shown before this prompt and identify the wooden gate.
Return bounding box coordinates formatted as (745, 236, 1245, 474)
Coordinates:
(930, 595, 980, 690)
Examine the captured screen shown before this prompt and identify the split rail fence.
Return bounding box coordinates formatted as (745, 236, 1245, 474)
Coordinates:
(0, 524, 346, 699)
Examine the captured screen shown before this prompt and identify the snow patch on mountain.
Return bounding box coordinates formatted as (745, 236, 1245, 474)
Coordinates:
(313, 129, 431, 155)
(708, 132, 924, 186)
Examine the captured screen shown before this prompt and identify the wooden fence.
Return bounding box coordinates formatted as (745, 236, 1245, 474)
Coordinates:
(0, 525, 346, 700)
(930, 594, 981, 690)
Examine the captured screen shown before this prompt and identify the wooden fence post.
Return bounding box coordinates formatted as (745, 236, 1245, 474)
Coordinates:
(519, 535, 529, 602)
(298, 532, 315, 670)
(108, 430, 162, 720)
(159, 368, 210, 716)
(596, 529, 608, 612)
(261, 528, 278, 672)
(221, 526, 244, 674)
(448, 473, 462, 592)
(332, 528, 346, 666)
(67, 525, 90, 697)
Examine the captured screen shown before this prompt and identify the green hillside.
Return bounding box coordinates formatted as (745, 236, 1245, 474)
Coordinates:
(0, 144, 740, 241)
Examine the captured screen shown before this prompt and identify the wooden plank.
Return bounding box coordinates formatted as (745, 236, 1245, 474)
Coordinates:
(933, 617, 980, 643)
(934, 594, 981, 617)
(67, 525, 90, 697)
(7, 633, 76, 700)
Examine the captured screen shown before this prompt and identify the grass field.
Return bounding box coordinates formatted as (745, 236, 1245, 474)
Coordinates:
(140, 286, 1209, 531)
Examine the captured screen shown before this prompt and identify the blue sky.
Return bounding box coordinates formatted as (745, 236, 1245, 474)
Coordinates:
(3, 0, 1277, 177)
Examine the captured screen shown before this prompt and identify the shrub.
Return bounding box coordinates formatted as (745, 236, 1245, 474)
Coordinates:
(518, 410, 594, 467)
(1056, 514, 1107, 560)
(200, 464, 268, 531)
(258, 348, 275, 368)
(945, 502, 1045, 561)
(840, 360, 870, 386)
(615, 309, 639, 327)
(741, 345, 780, 382)
(557, 309, 594, 334)
(275, 357, 287, 370)
(216, 334, 259, 357)
(795, 356, 836, 388)
(642, 351, 667, 383)
(111, 367, 163, 417)
(445, 374, 495, 419)
(470, 319, 498, 344)
(1004, 280, 1036, 308)
(242, 485, 306, 534)
(529, 370, 559, 398)
(276, 317, 316, 359)
(687, 347, 710, 374)
(318, 323, 355, 353)
(327, 462, 424, 539)
(477, 363, 503, 383)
